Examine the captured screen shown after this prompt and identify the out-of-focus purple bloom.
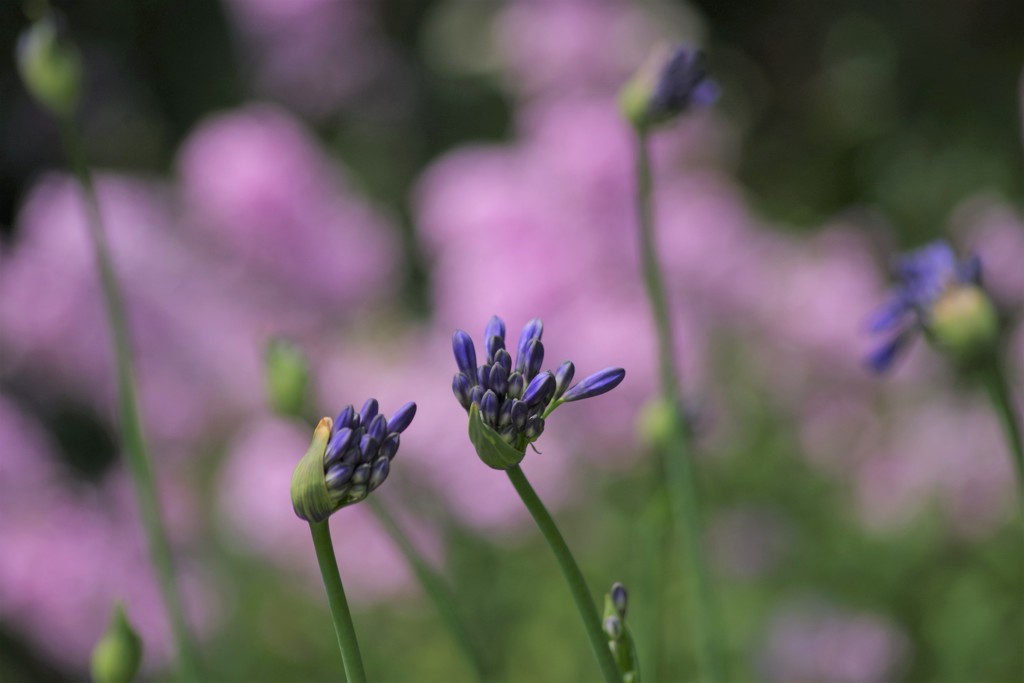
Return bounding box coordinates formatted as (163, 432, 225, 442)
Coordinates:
(452, 316, 624, 456)
(866, 241, 988, 373)
(649, 48, 719, 120)
(757, 599, 909, 683)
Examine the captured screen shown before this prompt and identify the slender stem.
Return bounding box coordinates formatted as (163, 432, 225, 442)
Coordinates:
(58, 118, 201, 682)
(505, 465, 621, 683)
(366, 498, 485, 681)
(309, 521, 368, 683)
(633, 130, 723, 682)
(981, 361, 1024, 518)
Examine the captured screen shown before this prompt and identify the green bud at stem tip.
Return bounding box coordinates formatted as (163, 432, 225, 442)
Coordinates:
(264, 337, 310, 419)
(928, 284, 999, 368)
(17, 14, 82, 119)
(90, 602, 143, 683)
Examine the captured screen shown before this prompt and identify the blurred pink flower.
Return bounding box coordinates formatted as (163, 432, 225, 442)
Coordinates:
(221, 0, 395, 117)
(0, 397, 214, 673)
(708, 505, 792, 580)
(757, 598, 910, 683)
(177, 104, 401, 313)
(951, 195, 1024, 308)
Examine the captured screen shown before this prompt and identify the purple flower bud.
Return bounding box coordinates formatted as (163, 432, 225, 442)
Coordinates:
(325, 463, 354, 491)
(477, 364, 491, 391)
(379, 433, 400, 460)
(499, 425, 517, 444)
(523, 339, 544, 380)
(522, 371, 555, 407)
(524, 415, 545, 440)
(484, 315, 506, 345)
(498, 398, 514, 427)
(367, 413, 388, 442)
(368, 456, 390, 490)
(604, 615, 623, 641)
(494, 348, 512, 373)
(333, 405, 357, 431)
(507, 372, 525, 399)
(561, 367, 625, 403)
(452, 329, 478, 381)
(351, 463, 371, 486)
(511, 400, 528, 430)
(453, 373, 473, 409)
(611, 582, 628, 618)
(514, 318, 544, 372)
(553, 361, 575, 400)
(359, 398, 379, 424)
(359, 434, 380, 460)
(324, 427, 355, 467)
(489, 363, 509, 396)
(481, 390, 499, 426)
(486, 335, 505, 364)
(340, 446, 361, 467)
(470, 385, 485, 407)
(386, 402, 416, 435)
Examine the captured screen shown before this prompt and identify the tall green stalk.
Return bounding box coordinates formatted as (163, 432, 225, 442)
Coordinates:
(58, 119, 201, 681)
(309, 521, 368, 683)
(366, 498, 485, 681)
(981, 360, 1024, 517)
(633, 131, 724, 682)
(506, 465, 621, 683)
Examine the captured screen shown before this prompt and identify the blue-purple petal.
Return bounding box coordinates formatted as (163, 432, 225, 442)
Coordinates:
(561, 367, 626, 403)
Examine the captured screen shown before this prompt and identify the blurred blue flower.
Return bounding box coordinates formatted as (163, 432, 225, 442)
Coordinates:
(867, 241, 992, 372)
(620, 45, 718, 130)
(451, 316, 625, 452)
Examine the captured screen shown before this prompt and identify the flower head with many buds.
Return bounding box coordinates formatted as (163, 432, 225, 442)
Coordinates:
(867, 241, 998, 372)
(452, 316, 625, 469)
(620, 45, 719, 131)
(291, 399, 416, 523)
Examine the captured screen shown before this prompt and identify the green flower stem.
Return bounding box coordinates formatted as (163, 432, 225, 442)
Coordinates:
(634, 130, 723, 683)
(309, 520, 368, 683)
(58, 118, 200, 682)
(505, 465, 621, 683)
(982, 360, 1024, 517)
(366, 497, 485, 682)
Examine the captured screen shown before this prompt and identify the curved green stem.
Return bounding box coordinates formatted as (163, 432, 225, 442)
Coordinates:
(634, 131, 724, 683)
(982, 360, 1024, 520)
(309, 521, 368, 683)
(506, 465, 621, 683)
(366, 498, 485, 681)
(58, 118, 201, 682)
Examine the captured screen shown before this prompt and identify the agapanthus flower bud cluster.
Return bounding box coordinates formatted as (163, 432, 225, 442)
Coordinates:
(867, 241, 998, 372)
(451, 316, 625, 459)
(291, 399, 416, 523)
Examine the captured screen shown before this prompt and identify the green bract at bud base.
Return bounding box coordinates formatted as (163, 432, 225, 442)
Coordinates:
(90, 603, 143, 683)
(264, 337, 310, 418)
(468, 403, 526, 470)
(603, 590, 640, 683)
(17, 16, 82, 119)
(618, 48, 666, 132)
(290, 417, 335, 523)
(928, 284, 999, 368)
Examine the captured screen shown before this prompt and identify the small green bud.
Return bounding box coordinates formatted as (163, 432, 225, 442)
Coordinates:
(264, 337, 310, 418)
(467, 402, 527, 469)
(90, 603, 143, 683)
(636, 397, 674, 451)
(620, 45, 718, 132)
(290, 417, 336, 523)
(928, 284, 999, 367)
(17, 15, 82, 119)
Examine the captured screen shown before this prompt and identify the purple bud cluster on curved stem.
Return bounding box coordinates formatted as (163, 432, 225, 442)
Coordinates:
(324, 399, 416, 508)
(452, 315, 625, 452)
